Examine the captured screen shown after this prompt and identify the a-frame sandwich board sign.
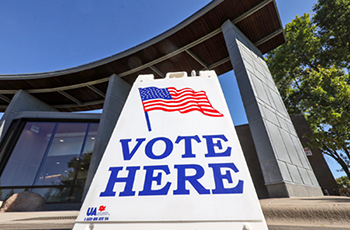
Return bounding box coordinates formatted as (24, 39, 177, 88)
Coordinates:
(73, 70, 268, 230)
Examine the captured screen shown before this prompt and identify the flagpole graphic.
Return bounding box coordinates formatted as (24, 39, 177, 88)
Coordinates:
(144, 111, 152, 132)
(138, 86, 223, 131)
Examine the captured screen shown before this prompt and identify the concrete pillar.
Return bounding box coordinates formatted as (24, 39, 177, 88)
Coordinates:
(222, 20, 322, 197)
(0, 90, 57, 141)
(83, 74, 131, 199)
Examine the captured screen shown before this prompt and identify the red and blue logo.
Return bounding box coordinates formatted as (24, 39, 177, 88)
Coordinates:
(84, 205, 110, 222)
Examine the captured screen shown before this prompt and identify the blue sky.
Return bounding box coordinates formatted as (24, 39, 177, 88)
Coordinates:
(1, 0, 343, 178)
(0, 0, 317, 74)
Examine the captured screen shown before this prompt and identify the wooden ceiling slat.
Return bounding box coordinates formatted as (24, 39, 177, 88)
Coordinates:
(33, 92, 73, 105)
(189, 33, 229, 67)
(65, 87, 104, 103)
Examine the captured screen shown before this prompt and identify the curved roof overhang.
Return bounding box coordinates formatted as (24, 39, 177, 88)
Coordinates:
(0, 0, 285, 112)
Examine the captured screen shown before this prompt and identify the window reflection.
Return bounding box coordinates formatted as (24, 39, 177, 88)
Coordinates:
(34, 123, 88, 186)
(70, 123, 99, 201)
(0, 121, 98, 203)
(0, 188, 26, 201)
(0, 122, 56, 186)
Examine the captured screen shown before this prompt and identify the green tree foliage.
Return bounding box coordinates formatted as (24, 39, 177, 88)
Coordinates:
(302, 67, 350, 177)
(266, 8, 350, 178)
(313, 0, 350, 68)
(336, 176, 350, 188)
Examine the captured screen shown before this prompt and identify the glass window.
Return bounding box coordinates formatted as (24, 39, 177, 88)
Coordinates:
(0, 121, 99, 203)
(34, 123, 88, 186)
(70, 123, 99, 201)
(0, 188, 26, 201)
(31, 187, 75, 203)
(0, 122, 56, 186)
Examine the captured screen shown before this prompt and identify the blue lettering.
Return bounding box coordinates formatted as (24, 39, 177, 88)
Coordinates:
(100, 166, 140, 197)
(120, 138, 146, 160)
(203, 135, 231, 157)
(209, 163, 243, 194)
(145, 137, 173, 160)
(139, 165, 171, 196)
(87, 207, 97, 216)
(173, 164, 210, 195)
(175, 135, 201, 158)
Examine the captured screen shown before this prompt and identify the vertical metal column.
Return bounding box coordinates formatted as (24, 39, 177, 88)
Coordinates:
(222, 20, 322, 197)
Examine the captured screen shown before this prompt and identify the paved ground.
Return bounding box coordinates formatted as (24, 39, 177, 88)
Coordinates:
(261, 196, 350, 229)
(0, 196, 350, 229)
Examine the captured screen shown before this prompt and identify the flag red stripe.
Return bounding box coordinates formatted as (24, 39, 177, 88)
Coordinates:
(144, 105, 223, 117)
(141, 87, 223, 117)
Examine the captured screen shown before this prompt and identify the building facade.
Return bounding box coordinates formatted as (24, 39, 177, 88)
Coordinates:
(0, 0, 327, 210)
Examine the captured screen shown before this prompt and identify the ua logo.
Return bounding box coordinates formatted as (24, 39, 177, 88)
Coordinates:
(86, 207, 97, 216)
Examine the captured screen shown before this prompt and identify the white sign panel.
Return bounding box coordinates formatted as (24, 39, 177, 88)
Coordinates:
(73, 71, 268, 230)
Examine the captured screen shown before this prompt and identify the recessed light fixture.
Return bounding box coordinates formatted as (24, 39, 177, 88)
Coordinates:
(30, 125, 40, 134)
(60, 139, 64, 142)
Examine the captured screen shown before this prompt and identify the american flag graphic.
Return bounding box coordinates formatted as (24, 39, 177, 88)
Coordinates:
(138, 86, 223, 117)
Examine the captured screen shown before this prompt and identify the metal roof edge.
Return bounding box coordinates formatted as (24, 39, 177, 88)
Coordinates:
(272, 0, 286, 43)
